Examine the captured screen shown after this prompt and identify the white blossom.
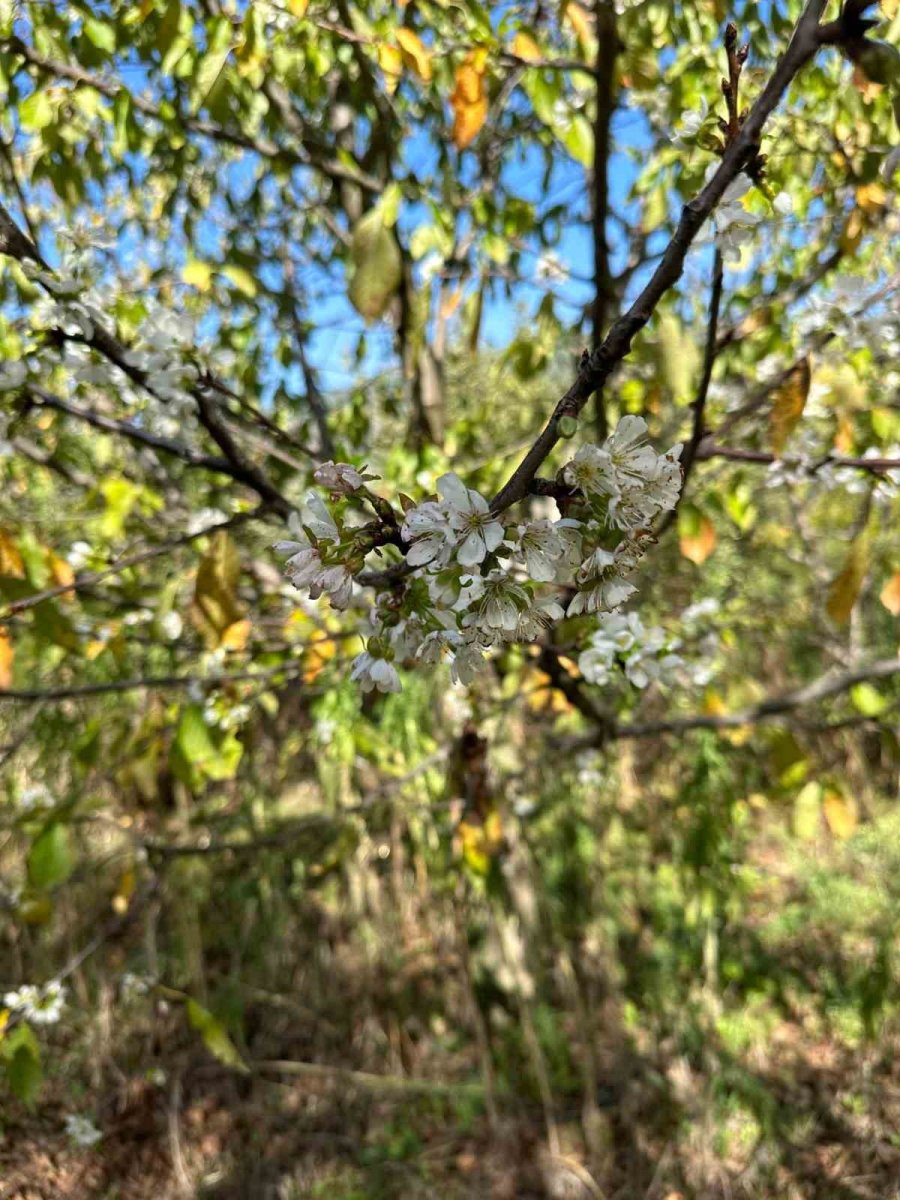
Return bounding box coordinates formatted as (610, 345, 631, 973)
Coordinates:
(516, 520, 565, 582)
(4, 979, 67, 1025)
(350, 650, 401, 693)
(314, 461, 366, 494)
(439, 473, 505, 567)
(64, 1114, 102, 1148)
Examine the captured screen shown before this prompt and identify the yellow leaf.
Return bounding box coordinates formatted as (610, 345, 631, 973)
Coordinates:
(839, 206, 865, 255)
(564, 1, 593, 47)
(0, 628, 13, 688)
(826, 537, 869, 625)
(378, 43, 403, 95)
(879, 571, 900, 616)
(191, 531, 246, 649)
(451, 53, 488, 149)
(823, 790, 858, 839)
(770, 356, 811, 455)
(834, 414, 854, 454)
(856, 182, 887, 214)
(112, 867, 136, 914)
(182, 259, 213, 291)
(459, 810, 503, 875)
(286, 0, 308, 14)
(882, 0, 899, 15)
(221, 618, 251, 651)
(46, 550, 75, 602)
(0, 528, 24, 578)
(396, 28, 432, 83)
(679, 515, 717, 565)
(511, 31, 542, 62)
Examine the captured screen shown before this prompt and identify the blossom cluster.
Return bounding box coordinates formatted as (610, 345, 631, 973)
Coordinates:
(3, 978, 67, 1025)
(274, 416, 684, 693)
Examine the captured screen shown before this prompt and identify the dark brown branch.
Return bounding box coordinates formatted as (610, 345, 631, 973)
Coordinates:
(490, 0, 830, 514)
(590, 0, 619, 439)
(0, 663, 312, 703)
(609, 657, 899, 739)
(696, 441, 900, 476)
(0, 508, 268, 623)
(26, 386, 235, 471)
(656, 247, 724, 535)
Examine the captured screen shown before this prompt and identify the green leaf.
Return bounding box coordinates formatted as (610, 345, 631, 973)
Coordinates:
(186, 998, 248, 1072)
(83, 16, 116, 53)
(190, 23, 232, 115)
(3, 1028, 42, 1106)
(562, 114, 594, 166)
(174, 705, 243, 783)
(348, 209, 402, 322)
(28, 823, 74, 890)
(220, 264, 257, 298)
(19, 90, 54, 132)
(851, 682, 889, 717)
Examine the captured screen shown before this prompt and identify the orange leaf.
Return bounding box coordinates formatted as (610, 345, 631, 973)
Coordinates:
(880, 571, 900, 616)
(823, 790, 858, 840)
(679, 515, 717, 565)
(396, 28, 432, 83)
(0, 628, 13, 688)
(0, 528, 24, 578)
(451, 52, 488, 149)
(770, 356, 811, 455)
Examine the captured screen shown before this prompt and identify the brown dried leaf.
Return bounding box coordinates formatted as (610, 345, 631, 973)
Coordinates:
(770, 356, 811, 455)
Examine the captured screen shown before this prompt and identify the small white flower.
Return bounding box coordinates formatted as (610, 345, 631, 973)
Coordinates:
(673, 96, 708, 146)
(159, 611, 183, 641)
(516, 520, 565, 582)
(471, 572, 530, 637)
(350, 651, 402, 693)
(4, 979, 67, 1025)
(64, 1114, 102, 1148)
(402, 500, 452, 567)
(314, 461, 366, 494)
(515, 598, 565, 641)
(450, 642, 487, 686)
(438, 473, 505, 567)
(300, 493, 339, 542)
(567, 577, 637, 616)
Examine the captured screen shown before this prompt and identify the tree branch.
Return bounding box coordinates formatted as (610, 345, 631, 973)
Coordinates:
(656, 247, 724, 535)
(0, 663, 314, 703)
(0, 508, 268, 623)
(490, 0, 829, 514)
(568, 657, 899, 742)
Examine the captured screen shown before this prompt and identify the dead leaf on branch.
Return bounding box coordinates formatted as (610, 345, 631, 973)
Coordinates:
(770, 356, 811, 455)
